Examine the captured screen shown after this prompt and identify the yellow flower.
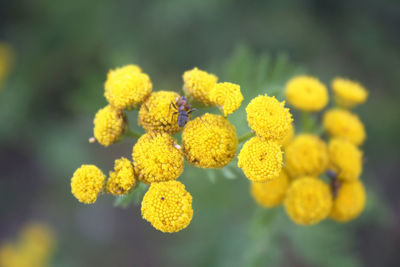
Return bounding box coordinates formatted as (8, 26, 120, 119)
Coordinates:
(330, 180, 366, 222)
(328, 138, 363, 181)
(0, 42, 14, 86)
(323, 108, 366, 146)
(182, 113, 238, 168)
(238, 137, 283, 182)
(285, 75, 329, 112)
(284, 177, 333, 225)
(141, 181, 193, 233)
(210, 82, 243, 116)
(71, 165, 105, 204)
(93, 105, 126, 147)
(284, 134, 329, 178)
(250, 170, 289, 208)
(106, 157, 136, 195)
(132, 133, 184, 184)
(138, 91, 182, 134)
(104, 65, 152, 109)
(280, 123, 294, 147)
(183, 67, 218, 106)
(246, 94, 293, 141)
(331, 77, 368, 108)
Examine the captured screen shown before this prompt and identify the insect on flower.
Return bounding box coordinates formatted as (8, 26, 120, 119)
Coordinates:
(170, 96, 197, 127)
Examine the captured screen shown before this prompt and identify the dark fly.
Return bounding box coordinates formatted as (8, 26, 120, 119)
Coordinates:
(171, 96, 197, 127)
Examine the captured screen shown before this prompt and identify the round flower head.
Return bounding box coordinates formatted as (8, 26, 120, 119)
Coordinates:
(93, 105, 126, 146)
(250, 170, 289, 208)
(141, 181, 193, 233)
(285, 134, 329, 178)
(246, 95, 293, 141)
(182, 113, 238, 168)
(0, 42, 14, 84)
(138, 91, 182, 134)
(284, 177, 333, 225)
(183, 67, 218, 106)
(285, 76, 329, 112)
(280, 123, 294, 147)
(18, 223, 55, 261)
(106, 157, 136, 195)
(238, 137, 283, 182)
(331, 77, 368, 108)
(104, 65, 152, 109)
(328, 138, 363, 181)
(330, 180, 366, 222)
(210, 82, 243, 116)
(71, 165, 105, 204)
(132, 133, 184, 184)
(323, 109, 366, 146)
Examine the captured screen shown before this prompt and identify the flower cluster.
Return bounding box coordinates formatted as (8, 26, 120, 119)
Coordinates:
(70, 65, 243, 233)
(248, 75, 368, 226)
(0, 222, 56, 267)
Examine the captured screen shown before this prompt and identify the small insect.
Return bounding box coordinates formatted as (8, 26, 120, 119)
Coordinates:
(170, 96, 197, 127)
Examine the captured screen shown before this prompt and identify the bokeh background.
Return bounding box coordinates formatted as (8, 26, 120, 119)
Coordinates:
(1, 0, 399, 266)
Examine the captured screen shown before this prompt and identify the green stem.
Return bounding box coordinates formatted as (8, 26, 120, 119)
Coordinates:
(124, 128, 142, 139)
(239, 131, 255, 143)
(301, 112, 315, 133)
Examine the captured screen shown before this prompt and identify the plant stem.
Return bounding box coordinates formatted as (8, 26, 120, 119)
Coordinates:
(301, 112, 315, 133)
(124, 128, 142, 139)
(239, 131, 255, 143)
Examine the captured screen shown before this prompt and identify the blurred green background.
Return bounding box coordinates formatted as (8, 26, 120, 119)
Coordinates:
(0, 0, 399, 266)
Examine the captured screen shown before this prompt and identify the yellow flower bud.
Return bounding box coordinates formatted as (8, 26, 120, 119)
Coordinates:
(183, 67, 218, 106)
(182, 113, 238, 168)
(138, 91, 182, 134)
(246, 95, 293, 141)
(285, 75, 329, 112)
(250, 170, 289, 208)
(210, 82, 243, 116)
(328, 138, 362, 181)
(284, 177, 333, 225)
(330, 180, 366, 222)
(104, 65, 152, 109)
(132, 133, 184, 184)
(106, 157, 136, 195)
(284, 134, 329, 178)
(238, 137, 283, 183)
(71, 165, 105, 204)
(141, 181, 193, 233)
(323, 109, 366, 146)
(331, 78, 368, 108)
(93, 105, 126, 147)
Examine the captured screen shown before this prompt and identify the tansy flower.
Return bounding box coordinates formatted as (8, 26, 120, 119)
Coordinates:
(210, 82, 243, 116)
(246, 95, 293, 141)
(141, 181, 193, 233)
(138, 91, 182, 135)
(284, 134, 329, 178)
(183, 67, 218, 106)
(238, 137, 283, 182)
(0, 42, 14, 86)
(104, 65, 152, 110)
(71, 165, 106, 204)
(132, 133, 184, 184)
(323, 109, 366, 146)
(328, 138, 363, 181)
(106, 157, 136, 195)
(182, 113, 238, 168)
(93, 105, 126, 147)
(331, 77, 368, 108)
(330, 180, 366, 222)
(285, 75, 329, 112)
(284, 177, 333, 225)
(250, 170, 289, 208)
(280, 123, 294, 147)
